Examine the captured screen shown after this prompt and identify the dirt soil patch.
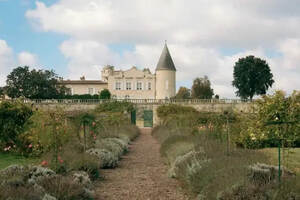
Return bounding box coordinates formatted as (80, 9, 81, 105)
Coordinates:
(95, 128, 188, 200)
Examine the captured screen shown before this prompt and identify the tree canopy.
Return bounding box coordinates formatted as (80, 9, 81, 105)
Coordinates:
(191, 76, 214, 99)
(239, 90, 300, 148)
(232, 55, 274, 100)
(175, 87, 191, 99)
(0, 87, 4, 98)
(6, 66, 67, 99)
(100, 89, 111, 99)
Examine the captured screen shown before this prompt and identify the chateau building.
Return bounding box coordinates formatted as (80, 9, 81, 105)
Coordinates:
(62, 44, 176, 99)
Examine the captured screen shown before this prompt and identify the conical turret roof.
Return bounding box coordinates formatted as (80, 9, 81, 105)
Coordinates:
(156, 44, 176, 71)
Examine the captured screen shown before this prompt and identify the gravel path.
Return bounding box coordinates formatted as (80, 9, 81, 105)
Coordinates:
(95, 128, 188, 200)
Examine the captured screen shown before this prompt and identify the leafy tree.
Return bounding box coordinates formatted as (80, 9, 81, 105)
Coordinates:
(175, 87, 191, 99)
(256, 91, 300, 147)
(99, 89, 111, 99)
(0, 87, 4, 98)
(232, 55, 274, 100)
(236, 91, 300, 148)
(191, 76, 214, 99)
(6, 66, 67, 99)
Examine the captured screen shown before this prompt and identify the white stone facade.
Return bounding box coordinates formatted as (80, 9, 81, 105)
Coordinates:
(62, 44, 176, 99)
(104, 66, 156, 99)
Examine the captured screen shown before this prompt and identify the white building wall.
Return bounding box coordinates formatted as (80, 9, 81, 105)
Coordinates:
(107, 67, 156, 99)
(155, 70, 176, 99)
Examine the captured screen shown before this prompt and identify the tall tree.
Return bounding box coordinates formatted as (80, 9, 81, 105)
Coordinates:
(232, 55, 274, 100)
(191, 76, 214, 99)
(175, 87, 191, 99)
(6, 66, 67, 99)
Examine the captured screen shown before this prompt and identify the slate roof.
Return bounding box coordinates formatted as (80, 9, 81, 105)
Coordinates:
(156, 44, 176, 71)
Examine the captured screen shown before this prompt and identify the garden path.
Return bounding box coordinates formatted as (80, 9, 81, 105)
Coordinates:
(95, 128, 188, 200)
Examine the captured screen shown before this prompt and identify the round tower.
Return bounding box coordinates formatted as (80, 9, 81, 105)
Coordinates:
(155, 44, 176, 99)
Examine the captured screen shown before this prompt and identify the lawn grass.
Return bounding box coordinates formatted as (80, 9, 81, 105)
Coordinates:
(0, 153, 40, 170)
(261, 148, 300, 174)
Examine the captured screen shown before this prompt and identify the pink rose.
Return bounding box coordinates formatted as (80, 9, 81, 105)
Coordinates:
(41, 160, 48, 166)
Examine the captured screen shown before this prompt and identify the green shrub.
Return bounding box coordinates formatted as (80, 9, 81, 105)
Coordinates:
(70, 111, 97, 151)
(247, 163, 295, 186)
(157, 104, 198, 119)
(168, 150, 206, 178)
(0, 100, 33, 152)
(232, 91, 300, 148)
(95, 124, 139, 142)
(28, 166, 56, 184)
(94, 112, 130, 129)
(152, 126, 194, 144)
(37, 175, 94, 200)
(70, 155, 100, 180)
(153, 124, 269, 199)
(59, 148, 100, 180)
(21, 108, 76, 156)
(217, 179, 300, 200)
(0, 184, 43, 200)
(0, 165, 29, 187)
(160, 135, 196, 165)
(99, 89, 111, 99)
(71, 171, 92, 189)
(103, 138, 129, 153)
(86, 148, 119, 168)
(119, 125, 140, 141)
(64, 94, 100, 99)
(0, 164, 95, 200)
(95, 139, 124, 158)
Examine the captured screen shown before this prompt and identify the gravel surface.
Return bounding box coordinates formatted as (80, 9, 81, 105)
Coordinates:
(95, 128, 188, 200)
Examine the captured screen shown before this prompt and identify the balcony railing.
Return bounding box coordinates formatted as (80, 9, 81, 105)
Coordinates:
(1, 98, 251, 105)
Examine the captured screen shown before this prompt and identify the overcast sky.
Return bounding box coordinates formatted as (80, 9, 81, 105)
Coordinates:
(0, 0, 299, 98)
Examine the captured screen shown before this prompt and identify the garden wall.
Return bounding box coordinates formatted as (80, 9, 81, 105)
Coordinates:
(34, 102, 253, 127)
